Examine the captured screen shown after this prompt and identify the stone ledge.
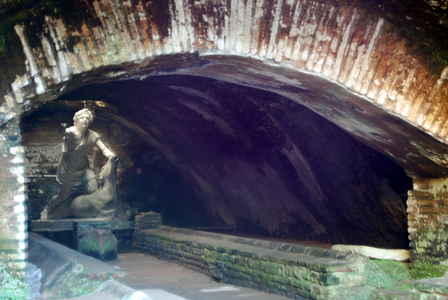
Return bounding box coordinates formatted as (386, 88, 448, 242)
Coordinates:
(28, 232, 124, 298)
(135, 226, 395, 299)
(371, 278, 448, 300)
(154, 225, 356, 261)
(371, 289, 411, 300)
(139, 226, 367, 272)
(32, 219, 134, 232)
(412, 277, 448, 295)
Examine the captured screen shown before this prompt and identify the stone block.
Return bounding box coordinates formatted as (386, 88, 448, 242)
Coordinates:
(78, 229, 117, 261)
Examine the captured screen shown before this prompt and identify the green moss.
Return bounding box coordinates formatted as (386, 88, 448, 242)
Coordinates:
(372, 260, 411, 282)
(372, 259, 412, 290)
(365, 260, 403, 289)
(47, 262, 122, 298)
(102, 239, 115, 255)
(410, 261, 448, 279)
(0, 263, 29, 300)
(78, 239, 100, 254)
(335, 259, 413, 299)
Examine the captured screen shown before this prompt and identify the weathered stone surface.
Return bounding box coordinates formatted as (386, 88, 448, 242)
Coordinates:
(135, 226, 412, 299)
(134, 212, 162, 234)
(78, 229, 117, 262)
(371, 289, 411, 300)
(331, 245, 410, 261)
(91, 280, 151, 300)
(408, 178, 448, 265)
(28, 232, 124, 298)
(25, 262, 42, 300)
(412, 277, 448, 296)
(75, 221, 134, 253)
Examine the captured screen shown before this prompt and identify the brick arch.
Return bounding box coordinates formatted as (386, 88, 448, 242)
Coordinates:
(2, 0, 448, 142)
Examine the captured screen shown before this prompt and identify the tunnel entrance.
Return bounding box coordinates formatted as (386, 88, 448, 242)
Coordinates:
(23, 74, 412, 249)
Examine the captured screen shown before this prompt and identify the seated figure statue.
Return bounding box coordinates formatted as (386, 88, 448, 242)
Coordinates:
(40, 108, 127, 220)
(69, 155, 126, 219)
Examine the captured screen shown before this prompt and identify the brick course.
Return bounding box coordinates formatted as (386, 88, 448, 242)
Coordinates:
(408, 178, 448, 265)
(135, 226, 394, 300)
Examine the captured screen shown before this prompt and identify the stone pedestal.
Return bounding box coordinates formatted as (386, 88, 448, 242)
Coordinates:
(78, 229, 117, 261)
(74, 220, 134, 253)
(32, 219, 134, 253)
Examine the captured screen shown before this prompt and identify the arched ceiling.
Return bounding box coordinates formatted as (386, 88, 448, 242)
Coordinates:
(15, 54, 448, 178)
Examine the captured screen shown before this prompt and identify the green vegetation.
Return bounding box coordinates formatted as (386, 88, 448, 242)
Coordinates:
(410, 261, 448, 280)
(102, 240, 115, 255)
(78, 238, 100, 254)
(57, 275, 103, 298)
(364, 259, 411, 290)
(0, 264, 29, 300)
(372, 259, 412, 290)
(335, 260, 412, 300)
(47, 262, 120, 298)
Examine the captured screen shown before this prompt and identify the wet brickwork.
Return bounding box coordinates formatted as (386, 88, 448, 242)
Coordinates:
(408, 178, 448, 265)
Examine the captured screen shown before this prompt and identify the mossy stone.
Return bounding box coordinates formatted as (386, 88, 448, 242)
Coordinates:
(78, 229, 117, 261)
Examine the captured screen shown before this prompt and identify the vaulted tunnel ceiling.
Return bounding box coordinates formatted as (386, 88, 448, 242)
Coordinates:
(25, 73, 411, 248)
(39, 54, 448, 178)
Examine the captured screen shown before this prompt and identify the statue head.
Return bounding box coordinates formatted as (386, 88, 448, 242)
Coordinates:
(73, 108, 94, 132)
(73, 108, 95, 122)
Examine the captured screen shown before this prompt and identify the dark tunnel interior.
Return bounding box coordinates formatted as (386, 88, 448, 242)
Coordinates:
(22, 75, 413, 249)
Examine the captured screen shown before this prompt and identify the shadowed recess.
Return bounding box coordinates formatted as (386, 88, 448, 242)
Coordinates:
(26, 75, 410, 248)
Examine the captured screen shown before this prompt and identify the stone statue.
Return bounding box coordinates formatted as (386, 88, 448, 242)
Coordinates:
(40, 108, 122, 220)
(69, 155, 130, 220)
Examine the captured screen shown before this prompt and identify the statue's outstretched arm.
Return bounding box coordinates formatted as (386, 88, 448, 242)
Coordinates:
(96, 139, 115, 158)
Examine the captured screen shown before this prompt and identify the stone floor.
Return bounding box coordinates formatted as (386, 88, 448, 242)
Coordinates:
(107, 251, 287, 300)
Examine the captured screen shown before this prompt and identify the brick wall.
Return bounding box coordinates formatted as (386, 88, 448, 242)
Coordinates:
(408, 178, 448, 265)
(134, 212, 162, 234)
(134, 226, 409, 300)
